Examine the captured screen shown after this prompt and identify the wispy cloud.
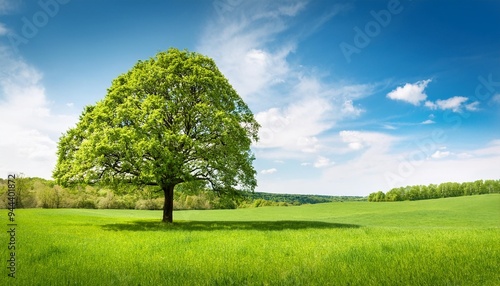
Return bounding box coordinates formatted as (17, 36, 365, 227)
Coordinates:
(465, 101, 480, 111)
(261, 168, 278, 175)
(198, 1, 298, 100)
(0, 46, 77, 178)
(382, 124, 397, 130)
(341, 99, 364, 117)
(425, 96, 479, 112)
(199, 0, 375, 164)
(313, 156, 333, 168)
(195, 1, 498, 196)
(431, 150, 451, 159)
(313, 137, 500, 195)
(278, 1, 307, 16)
(339, 130, 394, 152)
(340, 130, 366, 151)
(421, 119, 435, 125)
(254, 96, 331, 153)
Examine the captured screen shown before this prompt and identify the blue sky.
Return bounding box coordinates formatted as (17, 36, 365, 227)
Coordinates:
(1, 0, 499, 196)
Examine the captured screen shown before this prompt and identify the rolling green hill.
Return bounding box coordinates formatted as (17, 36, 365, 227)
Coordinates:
(2, 194, 499, 285)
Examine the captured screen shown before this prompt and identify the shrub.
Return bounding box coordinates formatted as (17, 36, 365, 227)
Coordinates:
(135, 199, 163, 210)
(76, 198, 97, 209)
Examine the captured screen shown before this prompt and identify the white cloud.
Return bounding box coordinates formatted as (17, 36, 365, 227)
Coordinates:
(465, 101, 480, 111)
(252, 78, 375, 158)
(198, 0, 368, 109)
(198, 2, 295, 100)
(434, 96, 467, 112)
(387, 79, 431, 105)
(254, 96, 331, 153)
(425, 96, 478, 113)
(430, 150, 450, 159)
(199, 0, 378, 171)
(394, 141, 500, 189)
(0, 47, 78, 179)
(297, 136, 320, 153)
(261, 168, 278, 175)
(320, 139, 500, 195)
(314, 156, 333, 168)
(257, 131, 500, 196)
(341, 99, 363, 117)
(198, 1, 500, 197)
(421, 119, 435, 125)
(340, 131, 365, 150)
(339, 130, 394, 152)
(424, 101, 437, 109)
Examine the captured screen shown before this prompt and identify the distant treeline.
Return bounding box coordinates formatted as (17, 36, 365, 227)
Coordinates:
(0, 176, 361, 210)
(368, 179, 500, 202)
(245, 192, 364, 206)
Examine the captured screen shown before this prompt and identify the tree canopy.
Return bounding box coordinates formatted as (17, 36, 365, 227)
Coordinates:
(53, 48, 259, 222)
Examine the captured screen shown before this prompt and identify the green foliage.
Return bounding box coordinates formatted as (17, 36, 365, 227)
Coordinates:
(135, 198, 163, 210)
(53, 48, 259, 222)
(0, 176, 365, 211)
(0, 177, 239, 210)
(36, 185, 63, 208)
(0, 176, 47, 208)
(2, 195, 499, 285)
(368, 179, 500, 202)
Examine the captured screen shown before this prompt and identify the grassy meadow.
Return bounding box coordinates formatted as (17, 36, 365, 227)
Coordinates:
(2, 194, 499, 285)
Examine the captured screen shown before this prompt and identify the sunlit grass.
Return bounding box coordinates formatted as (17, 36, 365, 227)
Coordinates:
(2, 194, 499, 285)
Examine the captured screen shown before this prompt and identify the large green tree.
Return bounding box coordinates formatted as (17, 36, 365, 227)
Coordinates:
(53, 48, 259, 222)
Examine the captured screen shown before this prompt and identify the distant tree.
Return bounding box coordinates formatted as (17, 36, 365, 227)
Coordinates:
(428, 184, 438, 199)
(420, 185, 430, 200)
(53, 48, 259, 223)
(484, 180, 500, 194)
(474, 180, 488, 194)
(15, 173, 31, 208)
(450, 182, 461, 197)
(407, 185, 421, 201)
(438, 183, 447, 198)
(373, 191, 386, 202)
(385, 188, 403, 201)
(462, 182, 473, 196)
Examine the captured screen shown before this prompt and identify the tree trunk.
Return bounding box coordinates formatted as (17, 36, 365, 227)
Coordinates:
(162, 184, 175, 223)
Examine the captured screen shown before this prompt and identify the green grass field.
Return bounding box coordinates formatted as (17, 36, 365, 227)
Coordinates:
(2, 194, 499, 285)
